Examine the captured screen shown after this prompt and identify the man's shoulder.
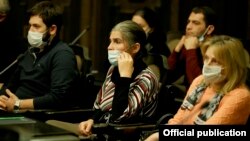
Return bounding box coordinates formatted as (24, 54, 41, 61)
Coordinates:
(55, 41, 70, 48)
(52, 41, 74, 52)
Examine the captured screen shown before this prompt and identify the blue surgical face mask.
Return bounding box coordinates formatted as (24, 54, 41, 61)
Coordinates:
(108, 50, 121, 66)
(202, 64, 223, 84)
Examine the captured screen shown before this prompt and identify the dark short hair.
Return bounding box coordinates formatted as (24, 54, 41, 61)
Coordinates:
(28, 1, 63, 33)
(133, 7, 158, 29)
(192, 6, 217, 27)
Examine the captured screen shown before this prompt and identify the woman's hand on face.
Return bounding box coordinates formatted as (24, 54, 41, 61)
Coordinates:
(117, 51, 134, 78)
(78, 119, 94, 136)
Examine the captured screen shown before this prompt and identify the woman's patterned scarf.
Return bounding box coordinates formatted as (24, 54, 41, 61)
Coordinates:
(181, 83, 224, 124)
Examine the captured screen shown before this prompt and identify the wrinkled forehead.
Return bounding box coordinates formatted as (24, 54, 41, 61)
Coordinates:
(110, 31, 124, 40)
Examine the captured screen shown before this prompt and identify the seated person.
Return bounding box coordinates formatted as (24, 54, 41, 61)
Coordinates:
(145, 35, 250, 141)
(0, 1, 79, 111)
(47, 20, 160, 138)
(132, 7, 170, 58)
(166, 6, 217, 96)
(132, 7, 170, 82)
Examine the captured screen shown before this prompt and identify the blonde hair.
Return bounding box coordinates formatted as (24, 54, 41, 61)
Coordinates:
(201, 35, 248, 93)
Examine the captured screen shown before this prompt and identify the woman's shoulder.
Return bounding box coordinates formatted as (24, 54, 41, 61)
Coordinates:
(138, 65, 160, 81)
(147, 64, 160, 80)
(221, 84, 250, 111)
(192, 75, 204, 84)
(227, 84, 250, 98)
(187, 75, 204, 92)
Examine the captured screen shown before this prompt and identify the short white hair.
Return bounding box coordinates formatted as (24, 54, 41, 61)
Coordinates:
(0, 0, 10, 14)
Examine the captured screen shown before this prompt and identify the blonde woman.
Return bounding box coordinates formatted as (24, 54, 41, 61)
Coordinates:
(145, 35, 250, 141)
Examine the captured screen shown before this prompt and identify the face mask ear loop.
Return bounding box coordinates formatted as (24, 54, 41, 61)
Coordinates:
(28, 47, 39, 64)
(32, 52, 37, 64)
(199, 25, 210, 42)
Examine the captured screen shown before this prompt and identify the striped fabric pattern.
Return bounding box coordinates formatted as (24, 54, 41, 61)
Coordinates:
(94, 66, 159, 121)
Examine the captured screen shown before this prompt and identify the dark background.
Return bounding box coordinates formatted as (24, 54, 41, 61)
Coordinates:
(7, 0, 250, 81)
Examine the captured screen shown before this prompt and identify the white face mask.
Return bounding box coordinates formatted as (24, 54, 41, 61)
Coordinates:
(108, 50, 121, 66)
(202, 64, 223, 84)
(27, 31, 46, 47)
